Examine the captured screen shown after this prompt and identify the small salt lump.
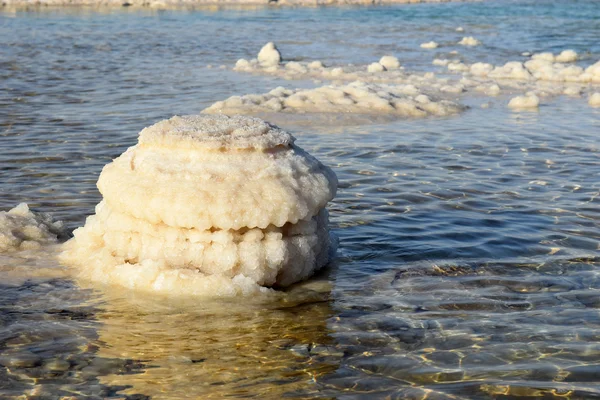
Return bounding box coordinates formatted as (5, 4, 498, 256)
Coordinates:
(60, 115, 338, 297)
(458, 36, 481, 46)
(420, 41, 439, 49)
(508, 93, 540, 110)
(0, 203, 64, 252)
(257, 42, 281, 66)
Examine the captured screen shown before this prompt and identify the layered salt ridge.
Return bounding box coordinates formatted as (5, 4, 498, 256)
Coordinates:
(0, 203, 64, 252)
(203, 81, 464, 117)
(60, 115, 337, 296)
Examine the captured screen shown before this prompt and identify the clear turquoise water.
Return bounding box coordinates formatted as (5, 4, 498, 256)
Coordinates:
(1, 1, 600, 398)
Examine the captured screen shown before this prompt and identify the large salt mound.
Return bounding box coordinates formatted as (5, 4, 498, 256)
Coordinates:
(60, 115, 338, 297)
(203, 82, 464, 117)
(0, 203, 64, 252)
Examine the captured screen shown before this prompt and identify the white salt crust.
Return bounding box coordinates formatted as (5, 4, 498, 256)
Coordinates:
(60, 115, 338, 296)
(203, 81, 464, 117)
(589, 92, 600, 107)
(0, 204, 64, 252)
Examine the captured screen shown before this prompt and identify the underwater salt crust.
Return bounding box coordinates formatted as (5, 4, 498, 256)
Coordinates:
(0, 203, 64, 252)
(60, 115, 338, 297)
(203, 81, 464, 117)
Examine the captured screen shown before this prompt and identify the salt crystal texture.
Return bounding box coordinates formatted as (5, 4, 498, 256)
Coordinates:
(60, 115, 338, 297)
(0, 203, 64, 252)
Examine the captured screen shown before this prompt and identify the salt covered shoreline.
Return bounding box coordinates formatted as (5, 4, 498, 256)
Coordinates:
(1, 0, 472, 9)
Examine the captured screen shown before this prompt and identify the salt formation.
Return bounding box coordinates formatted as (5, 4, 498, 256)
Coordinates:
(0, 203, 64, 252)
(420, 41, 439, 49)
(257, 42, 281, 67)
(61, 115, 338, 296)
(367, 62, 386, 73)
(589, 92, 600, 107)
(508, 93, 540, 110)
(234, 43, 409, 83)
(379, 56, 401, 70)
(458, 36, 481, 46)
(203, 81, 464, 117)
(532, 50, 578, 63)
(447, 57, 600, 84)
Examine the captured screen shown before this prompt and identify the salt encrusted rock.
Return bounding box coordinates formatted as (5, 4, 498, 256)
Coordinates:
(61, 115, 337, 296)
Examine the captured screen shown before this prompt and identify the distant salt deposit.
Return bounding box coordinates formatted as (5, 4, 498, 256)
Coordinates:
(445, 50, 598, 84)
(458, 36, 481, 46)
(235, 48, 408, 84)
(0, 204, 64, 252)
(61, 115, 338, 296)
(0, 0, 480, 7)
(421, 41, 439, 49)
(233, 43, 599, 113)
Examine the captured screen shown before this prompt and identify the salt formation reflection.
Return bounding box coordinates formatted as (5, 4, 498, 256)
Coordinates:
(90, 278, 339, 399)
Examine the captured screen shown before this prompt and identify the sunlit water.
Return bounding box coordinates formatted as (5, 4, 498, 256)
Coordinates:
(2, 1, 600, 398)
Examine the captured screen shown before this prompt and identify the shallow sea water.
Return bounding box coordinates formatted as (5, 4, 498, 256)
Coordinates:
(2, 0, 600, 398)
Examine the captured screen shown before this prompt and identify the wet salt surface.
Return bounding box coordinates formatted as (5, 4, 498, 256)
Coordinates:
(2, 0, 600, 398)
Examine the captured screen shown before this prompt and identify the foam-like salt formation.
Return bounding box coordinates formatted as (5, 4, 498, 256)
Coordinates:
(589, 92, 600, 107)
(60, 115, 338, 296)
(508, 93, 540, 109)
(203, 81, 464, 117)
(0, 203, 64, 252)
(420, 41, 439, 49)
(458, 36, 481, 46)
